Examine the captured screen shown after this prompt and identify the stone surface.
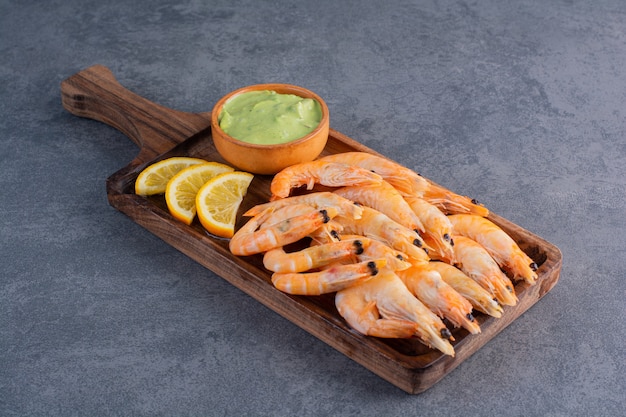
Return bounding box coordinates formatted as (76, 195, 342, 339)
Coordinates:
(1, 0, 624, 415)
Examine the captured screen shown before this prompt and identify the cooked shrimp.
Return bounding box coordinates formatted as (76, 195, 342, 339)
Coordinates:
(244, 191, 363, 220)
(452, 236, 518, 306)
(271, 258, 386, 295)
(334, 206, 430, 264)
(335, 268, 455, 356)
(229, 206, 339, 256)
(397, 264, 481, 334)
(334, 181, 425, 233)
(320, 152, 422, 195)
(332, 234, 412, 271)
(404, 196, 455, 263)
(253, 203, 339, 245)
(320, 152, 488, 216)
(263, 239, 370, 273)
(448, 214, 538, 285)
(428, 261, 503, 318)
(270, 160, 383, 199)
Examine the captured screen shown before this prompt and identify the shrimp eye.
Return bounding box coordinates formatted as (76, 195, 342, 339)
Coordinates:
(412, 238, 423, 248)
(320, 209, 330, 223)
(366, 261, 379, 276)
(443, 233, 450, 242)
(467, 313, 475, 322)
(530, 262, 538, 271)
(506, 285, 513, 293)
(330, 230, 340, 240)
(396, 254, 405, 261)
(450, 238, 455, 247)
(353, 240, 364, 255)
(440, 328, 452, 340)
(471, 198, 480, 205)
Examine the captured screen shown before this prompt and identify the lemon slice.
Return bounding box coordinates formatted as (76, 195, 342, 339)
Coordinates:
(165, 162, 235, 225)
(196, 171, 254, 238)
(135, 157, 208, 196)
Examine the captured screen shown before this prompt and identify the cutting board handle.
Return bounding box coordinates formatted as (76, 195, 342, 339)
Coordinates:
(61, 64, 212, 165)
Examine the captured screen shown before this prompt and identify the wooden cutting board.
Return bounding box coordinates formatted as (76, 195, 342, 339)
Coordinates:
(61, 65, 562, 394)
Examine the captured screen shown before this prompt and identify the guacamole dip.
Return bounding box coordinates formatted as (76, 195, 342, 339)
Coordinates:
(218, 90, 322, 145)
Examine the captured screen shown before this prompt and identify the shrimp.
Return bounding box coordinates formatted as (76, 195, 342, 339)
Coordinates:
(229, 205, 339, 256)
(244, 191, 363, 220)
(254, 203, 340, 245)
(334, 181, 425, 233)
(335, 268, 455, 356)
(263, 239, 370, 273)
(270, 160, 383, 200)
(404, 196, 455, 263)
(320, 152, 422, 195)
(448, 214, 538, 285)
(323, 234, 412, 271)
(334, 206, 430, 264)
(271, 258, 386, 295)
(397, 264, 481, 334)
(452, 236, 518, 306)
(320, 152, 488, 216)
(428, 261, 503, 318)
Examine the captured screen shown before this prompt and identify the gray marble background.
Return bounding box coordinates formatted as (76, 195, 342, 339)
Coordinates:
(2, 0, 624, 416)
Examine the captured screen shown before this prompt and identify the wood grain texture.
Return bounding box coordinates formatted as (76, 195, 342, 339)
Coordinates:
(61, 65, 562, 394)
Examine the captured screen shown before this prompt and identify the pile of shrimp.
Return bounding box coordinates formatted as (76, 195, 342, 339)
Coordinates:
(229, 152, 539, 357)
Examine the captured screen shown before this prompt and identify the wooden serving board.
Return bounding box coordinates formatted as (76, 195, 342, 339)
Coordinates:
(61, 65, 562, 394)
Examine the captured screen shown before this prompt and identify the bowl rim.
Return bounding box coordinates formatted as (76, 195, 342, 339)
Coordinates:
(210, 83, 330, 150)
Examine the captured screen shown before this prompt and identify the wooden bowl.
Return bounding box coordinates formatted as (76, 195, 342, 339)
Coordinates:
(211, 83, 329, 175)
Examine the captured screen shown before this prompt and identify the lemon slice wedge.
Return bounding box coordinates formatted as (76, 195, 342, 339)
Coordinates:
(196, 171, 254, 238)
(135, 157, 208, 196)
(165, 162, 235, 225)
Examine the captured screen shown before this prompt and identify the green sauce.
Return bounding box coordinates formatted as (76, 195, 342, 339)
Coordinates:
(218, 90, 322, 145)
